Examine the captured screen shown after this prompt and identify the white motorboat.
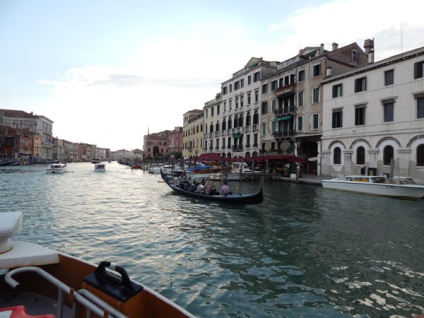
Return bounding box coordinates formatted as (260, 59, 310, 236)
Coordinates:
(321, 175, 424, 199)
(0, 212, 195, 318)
(46, 163, 67, 174)
(94, 162, 106, 172)
(209, 162, 259, 181)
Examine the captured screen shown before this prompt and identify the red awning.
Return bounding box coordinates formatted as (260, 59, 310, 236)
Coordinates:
(198, 153, 223, 161)
(243, 155, 306, 163)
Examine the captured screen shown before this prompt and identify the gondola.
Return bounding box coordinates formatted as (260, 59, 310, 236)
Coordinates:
(160, 169, 263, 205)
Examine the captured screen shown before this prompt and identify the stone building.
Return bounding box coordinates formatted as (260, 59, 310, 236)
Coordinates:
(260, 41, 370, 174)
(182, 109, 204, 159)
(321, 45, 424, 180)
(203, 57, 279, 159)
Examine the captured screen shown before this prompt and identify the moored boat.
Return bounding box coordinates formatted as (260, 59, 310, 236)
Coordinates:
(0, 212, 195, 318)
(160, 169, 263, 205)
(321, 175, 424, 199)
(46, 163, 67, 174)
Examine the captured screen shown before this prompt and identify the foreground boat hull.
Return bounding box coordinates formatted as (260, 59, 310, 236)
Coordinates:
(0, 247, 194, 318)
(0, 212, 195, 318)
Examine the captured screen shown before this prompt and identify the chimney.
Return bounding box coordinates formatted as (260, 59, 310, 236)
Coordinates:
(364, 39, 375, 63)
(332, 42, 338, 51)
(326, 67, 332, 77)
(320, 43, 324, 54)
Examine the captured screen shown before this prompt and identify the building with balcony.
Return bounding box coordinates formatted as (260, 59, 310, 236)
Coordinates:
(203, 57, 278, 159)
(260, 41, 371, 174)
(321, 45, 424, 180)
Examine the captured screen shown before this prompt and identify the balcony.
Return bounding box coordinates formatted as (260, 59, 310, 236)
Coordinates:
(232, 145, 244, 152)
(272, 130, 295, 138)
(215, 131, 219, 137)
(252, 124, 258, 132)
(244, 125, 251, 132)
(274, 107, 295, 116)
(275, 84, 295, 97)
(221, 130, 226, 136)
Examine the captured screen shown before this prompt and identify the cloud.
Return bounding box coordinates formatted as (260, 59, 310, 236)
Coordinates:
(268, 0, 424, 61)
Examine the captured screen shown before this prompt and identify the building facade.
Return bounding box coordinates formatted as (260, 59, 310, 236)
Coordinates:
(261, 41, 370, 174)
(321, 46, 424, 180)
(203, 57, 279, 159)
(182, 109, 204, 159)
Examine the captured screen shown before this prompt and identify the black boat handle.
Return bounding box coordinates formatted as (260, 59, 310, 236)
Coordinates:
(94, 261, 134, 290)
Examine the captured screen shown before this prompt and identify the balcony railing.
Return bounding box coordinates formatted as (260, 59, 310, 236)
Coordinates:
(273, 106, 295, 116)
(232, 145, 244, 152)
(252, 124, 258, 131)
(272, 130, 295, 138)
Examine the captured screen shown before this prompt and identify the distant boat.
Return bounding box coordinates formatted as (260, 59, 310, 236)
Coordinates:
(322, 175, 424, 199)
(94, 162, 106, 172)
(46, 163, 67, 174)
(91, 158, 100, 163)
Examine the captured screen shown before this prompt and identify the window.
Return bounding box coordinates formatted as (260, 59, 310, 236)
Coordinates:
(262, 123, 266, 135)
(354, 77, 367, 92)
(298, 70, 305, 82)
(332, 84, 342, 98)
(211, 107, 214, 116)
(417, 144, 424, 166)
(356, 146, 365, 165)
(312, 113, 319, 129)
(261, 102, 268, 114)
(334, 147, 341, 164)
(332, 109, 343, 128)
(271, 80, 277, 90)
(313, 64, 321, 77)
(271, 121, 276, 133)
(297, 91, 304, 107)
(383, 100, 394, 122)
(355, 105, 366, 125)
(262, 83, 268, 94)
(229, 84, 232, 92)
(384, 69, 394, 86)
(312, 87, 320, 103)
(253, 71, 260, 82)
(297, 116, 303, 131)
(351, 50, 358, 63)
(383, 145, 394, 165)
(248, 75, 251, 85)
(234, 81, 239, 90)
(271, 99, 277, 112)
(247, 93, 251, 105)
(416, 95, 424, 119)
(414, 61, 424, 79)
(255, 90, 259, 102)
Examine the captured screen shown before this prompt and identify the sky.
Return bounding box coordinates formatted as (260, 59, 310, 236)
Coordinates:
(1, 0, 423, 151)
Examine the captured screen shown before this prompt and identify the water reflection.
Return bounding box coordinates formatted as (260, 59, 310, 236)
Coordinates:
(1, 163, 423, 317)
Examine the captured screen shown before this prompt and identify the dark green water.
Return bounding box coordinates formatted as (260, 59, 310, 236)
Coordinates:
(1, 162, 423, 317)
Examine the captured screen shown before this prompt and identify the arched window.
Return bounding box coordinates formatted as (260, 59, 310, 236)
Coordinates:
(383, 145, 394, 165)
(417, 144, 424, 166)
(356, 146, 365, 165)
(228, 117, 232, 129)
(352, 50, 358, 63)
(334, 147, 341, 164)
(234, 115, 238, 128)
(239, 114, 244, 127)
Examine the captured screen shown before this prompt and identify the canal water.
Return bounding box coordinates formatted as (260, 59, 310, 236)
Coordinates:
(0, 162, 423, 317)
